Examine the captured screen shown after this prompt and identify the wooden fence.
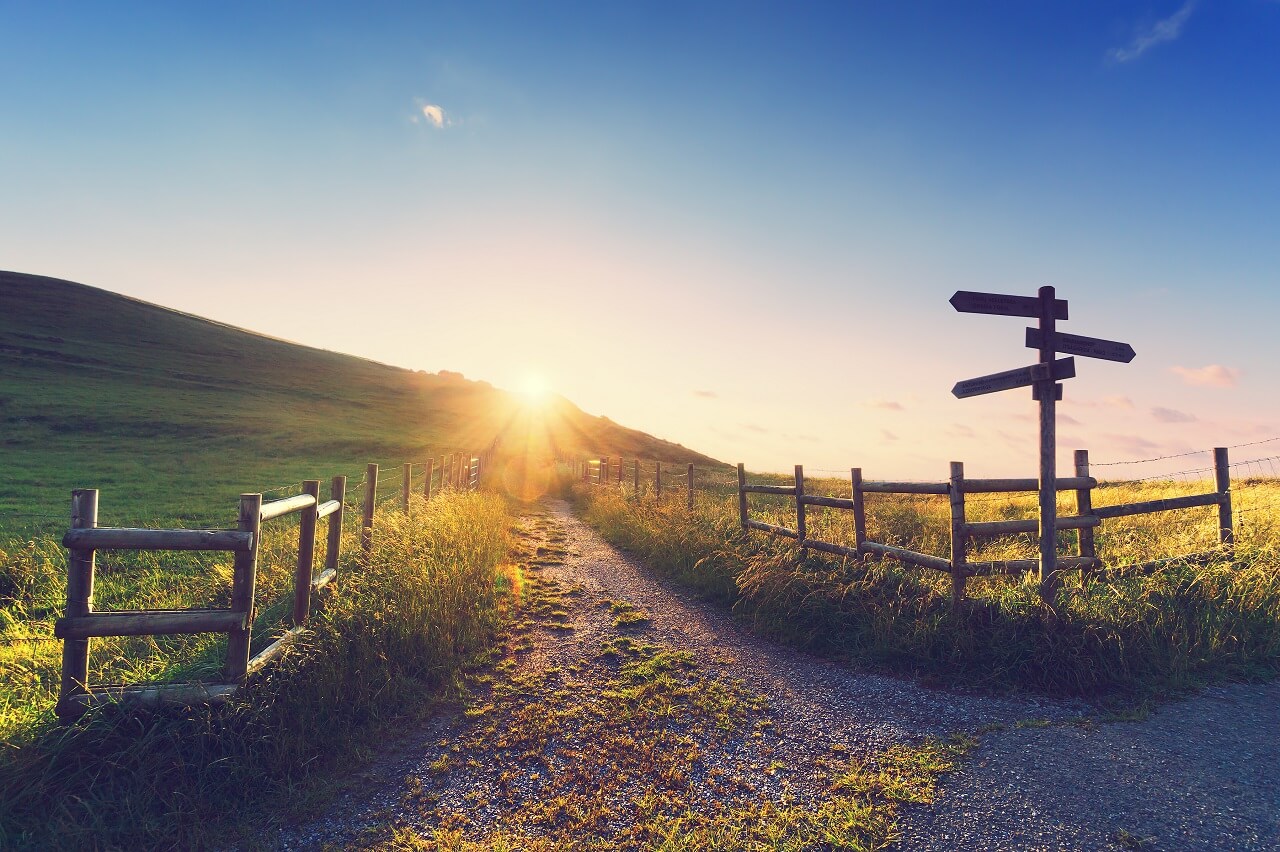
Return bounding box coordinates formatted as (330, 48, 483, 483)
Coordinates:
(577, 456, 700, 508)
(737, 447, 1234, 604)
(53, 451, 487, 722)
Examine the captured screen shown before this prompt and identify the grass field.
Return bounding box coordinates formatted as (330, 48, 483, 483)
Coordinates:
(0, 489, 512, 849)
(0, 271, 716, 533)
(572, 470, 1280, 699)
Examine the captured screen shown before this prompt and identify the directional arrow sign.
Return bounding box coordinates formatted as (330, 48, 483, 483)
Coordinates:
(1025, 328, 1135, 363)
(952, 357, 1076, 399)
(950, 290, 1068, 320)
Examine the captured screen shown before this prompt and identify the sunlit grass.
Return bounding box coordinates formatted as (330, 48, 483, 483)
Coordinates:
(0, 490, 511, 849)
(572, 475, 1280, 698)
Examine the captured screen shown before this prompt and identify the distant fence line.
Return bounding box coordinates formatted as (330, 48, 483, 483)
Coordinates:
(735, 447, 1235, 606)
(573, 456, 701, 508)
(52, 448, 491, 722)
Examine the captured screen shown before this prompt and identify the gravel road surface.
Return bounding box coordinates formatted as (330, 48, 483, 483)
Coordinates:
(273, 500, 1278, 850)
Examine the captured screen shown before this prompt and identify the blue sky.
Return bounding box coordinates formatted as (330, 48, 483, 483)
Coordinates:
(4, 1, 1280, 477)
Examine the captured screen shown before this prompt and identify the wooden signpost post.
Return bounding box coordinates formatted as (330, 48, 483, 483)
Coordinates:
(950, 286, 1134, 610)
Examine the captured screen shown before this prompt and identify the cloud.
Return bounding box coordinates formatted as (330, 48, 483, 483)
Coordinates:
(866, 399, 905, 411)
(1171, 364, 1240, 387)
(415, 103, 450, 128)
(1102, 433, 1163, 456)
(743, 423, 770, 434)
(1073, 395, 1135, 410)
(693, 390, 718, 399)
(1151, 406, 1196, 423)
(947, 423, 976, 439)
(1108, 1, 1196, 63)
(880, 429, 898, 442)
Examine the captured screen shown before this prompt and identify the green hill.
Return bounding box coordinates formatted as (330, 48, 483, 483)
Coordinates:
(0, 271, 718, 529)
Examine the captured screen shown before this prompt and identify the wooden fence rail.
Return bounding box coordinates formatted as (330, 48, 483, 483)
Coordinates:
(736, 447, 1236, 605)
(53, 448, 491, 723)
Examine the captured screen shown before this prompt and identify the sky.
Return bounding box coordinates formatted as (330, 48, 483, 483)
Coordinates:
(4, 1, 1280, 479)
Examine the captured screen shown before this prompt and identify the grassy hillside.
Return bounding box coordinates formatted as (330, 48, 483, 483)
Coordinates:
(0, 271, 718, 530)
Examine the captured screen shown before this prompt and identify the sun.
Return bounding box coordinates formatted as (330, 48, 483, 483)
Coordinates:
(518, 372, 550, 403)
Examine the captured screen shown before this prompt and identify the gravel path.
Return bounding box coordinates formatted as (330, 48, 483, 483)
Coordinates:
(897, 679, 1280, 851)
(273, 500, 1278, 850)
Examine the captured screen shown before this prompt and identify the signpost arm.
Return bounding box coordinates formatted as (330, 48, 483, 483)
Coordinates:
(1037, 285, 1060, 611)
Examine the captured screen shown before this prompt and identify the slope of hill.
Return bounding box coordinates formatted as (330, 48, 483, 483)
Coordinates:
(0, 271, 718, 526)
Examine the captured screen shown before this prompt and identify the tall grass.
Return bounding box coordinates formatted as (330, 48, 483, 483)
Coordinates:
(0, 490, 510, 849)
(573, 479, 1280, 699)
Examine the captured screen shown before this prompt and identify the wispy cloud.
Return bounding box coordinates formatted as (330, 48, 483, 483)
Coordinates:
(1102, 433, 1164, 457)
(743, 423, 770, 434)
(1171, 364, 1241, 387)
(693, 389, 718, 399)
(947, 423, 976, 439)
(1107, 1, 1196, 64)
(1152, 406, 1197, 423)
(1072, 395, 1134, 410)
(880, 429, 899, 442)
(866, 399, 905, 411)
(411, 102, 452, 128)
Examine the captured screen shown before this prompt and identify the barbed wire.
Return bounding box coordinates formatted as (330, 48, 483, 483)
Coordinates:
(1093, 435, 1280, 467)
(259, 481, 303, 496)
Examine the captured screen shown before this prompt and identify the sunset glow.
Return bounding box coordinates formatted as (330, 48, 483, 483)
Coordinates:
(519, 372, 551, 404)
(3, 4, 1279, 478)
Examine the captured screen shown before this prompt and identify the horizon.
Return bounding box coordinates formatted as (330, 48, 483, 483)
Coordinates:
(4, 2, 1280, 479)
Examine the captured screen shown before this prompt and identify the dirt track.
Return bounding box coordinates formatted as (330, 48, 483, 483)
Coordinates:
(274, 500, 1279, 850)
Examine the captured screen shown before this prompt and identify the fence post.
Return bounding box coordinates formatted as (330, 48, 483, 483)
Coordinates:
(948, 462, 967, 607)
(424, 458, 434, 501)
(1074, 450, 1097, 576)
(618, 457, 624, 485)
(687, 463, 695, 509)
(293, 480, 320, 625)
(361, 463, 378, 562)
(1215, 447, 1234, 555)
(736, 463, 748, 528)
(326, 475, 345, 576)
(851, 468, 867, 556)
(226, 492, 262, 682)
(634, 459, 640, 493)
(402, 463, 412, 512)
(656, 461, 662, 499)
(57, 488, 98, 721)
(794, 465, 806, 547)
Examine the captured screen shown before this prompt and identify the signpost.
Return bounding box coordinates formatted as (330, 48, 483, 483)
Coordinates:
(950, 286, 1134, 610)
(951, 358, 1075, 399)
